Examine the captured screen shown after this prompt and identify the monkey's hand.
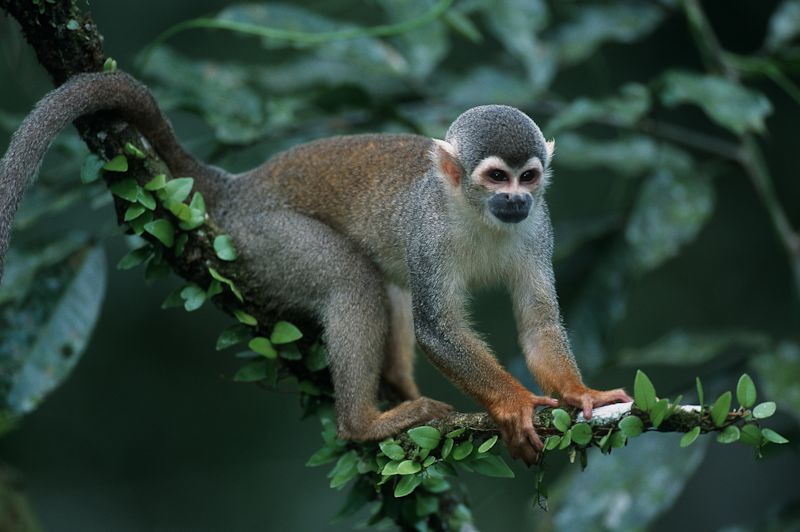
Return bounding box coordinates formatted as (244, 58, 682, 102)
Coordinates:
(488, 391, 558, 466)
(559, 386, 632, 420)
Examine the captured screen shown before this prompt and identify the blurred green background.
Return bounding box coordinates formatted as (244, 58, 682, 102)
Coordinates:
(1, 0, 799, 530)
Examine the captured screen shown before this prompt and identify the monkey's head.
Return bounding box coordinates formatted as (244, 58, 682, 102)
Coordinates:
(433, 105, 554, 227)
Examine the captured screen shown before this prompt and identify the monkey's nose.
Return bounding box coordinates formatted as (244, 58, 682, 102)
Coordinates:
(506, 194, 531, 210)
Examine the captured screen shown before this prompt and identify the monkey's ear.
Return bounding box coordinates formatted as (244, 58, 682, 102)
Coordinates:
(432, 139, 463, 186)
(545, 139, 556, 163)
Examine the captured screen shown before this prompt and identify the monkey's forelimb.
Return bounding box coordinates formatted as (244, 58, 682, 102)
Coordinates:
(0, 71, 229, 280)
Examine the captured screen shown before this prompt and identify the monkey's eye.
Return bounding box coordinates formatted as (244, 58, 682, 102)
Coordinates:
(488, 169, 509, 182)
(520, 170, 539, 183)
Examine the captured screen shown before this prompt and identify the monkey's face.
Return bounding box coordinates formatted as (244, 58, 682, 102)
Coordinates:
(466, 155, 546, 225)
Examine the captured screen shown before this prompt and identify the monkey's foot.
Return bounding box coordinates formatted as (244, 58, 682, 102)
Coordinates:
(560, 386, 633, 420)
(347, 397, 453, 441)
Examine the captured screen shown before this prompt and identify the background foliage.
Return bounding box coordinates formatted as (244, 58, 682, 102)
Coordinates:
(0, 0, 799, 530)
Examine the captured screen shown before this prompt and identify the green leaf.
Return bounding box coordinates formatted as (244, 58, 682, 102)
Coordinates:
(278, 344, 302, 360)
(206, 279, 222, 298)
(144, 174, 167, 191)
(544, 435, 561, 451)
(180, 284, 206, 312)
(66, 19, 80, 30)
(710, 391, 732, 427)
(213, 234, 238, 261)
(736, 374, 757, 409)
(609, 430, 627, 449)
(761, 428, 789, 444)
(625, 170, 715, 273)
(381, 460, 402, 476)
(396, 460, 422, 475)
(233, 360, 268, 382)
(753, 401, 777, 419)
(451, 440, 473, 461)
(103, 154, 128, 172)
(103, 57, 117, 72)
(109, 178, 139, 202)
(160, 177, 194, 204)
(0, 245, 106, 414)
(329, 450, 359, 489)
(716, 425, 740, 444)
(421, 475, 451, 494)
(680, 427, 701, 447)
(649, 399, 670, 429)
(467, 454, 514, 478)
(445, 428, 465, 438)
(128, 211, 153, 236)
(633, 370, 657, 412)
(558, 429, 573, 449)
(270, 321, 303, 344)
(116, 246, 152, 270)
(739, 424, 763, 447)
(208, 267, 244, 302)
(393, 474, 422, 498)
(696, 377, 705, 408)
(216, 324, 251, 350)
(161, 287, 184, 309)
(552, 408, 571, 432)
(422, 455, 435, 468)
(407, 426, 441, 450)
(618, 416, 644, 438)
(304, 343, 328, 372)
(547, 83, 650, 133)
(124, 142, 146, 159)
(306, 446, 340, 467)
(80, 153, 105, 183)
(571, 423, 593, 446)
(143, 219, 175, 247)
(123, 204, 146, 222)
(661, 71, 773, 134)
(233, 309, 257, 326)
(137, 188, 156, 210)
(379, 441, 406, 461)
(478, 435, 498, 453)
(248, 337, 277, 359)
(441, 437, 454, 459)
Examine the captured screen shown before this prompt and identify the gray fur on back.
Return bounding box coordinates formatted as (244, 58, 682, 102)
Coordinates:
(445, 105, 548, 172)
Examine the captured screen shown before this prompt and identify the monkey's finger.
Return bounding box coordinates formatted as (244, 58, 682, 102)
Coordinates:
(582, 396, 593, 420)
(525, 426, 543, 451)
(532, 396, 559, 408)
(595, 388, 633, 405)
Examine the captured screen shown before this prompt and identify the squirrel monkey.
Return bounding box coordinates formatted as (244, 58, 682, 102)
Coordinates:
(0, 72, 631, 465)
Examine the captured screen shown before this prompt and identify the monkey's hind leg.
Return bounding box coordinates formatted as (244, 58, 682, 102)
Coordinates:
(382, 283, 421, 401)
(322, 266, 450, 441)
(229, 209, 449, 442)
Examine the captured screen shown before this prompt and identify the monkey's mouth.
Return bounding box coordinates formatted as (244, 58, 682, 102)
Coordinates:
(491, 209, 529, 224)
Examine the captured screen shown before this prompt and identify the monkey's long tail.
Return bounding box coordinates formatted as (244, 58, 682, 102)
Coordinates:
(0, 71, 228, 280)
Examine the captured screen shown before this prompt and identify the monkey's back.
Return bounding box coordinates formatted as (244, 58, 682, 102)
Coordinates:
(230, 133, 434, 282)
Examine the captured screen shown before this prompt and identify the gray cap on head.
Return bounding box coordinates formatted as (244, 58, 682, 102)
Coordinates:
(444, 105, 548, 173)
